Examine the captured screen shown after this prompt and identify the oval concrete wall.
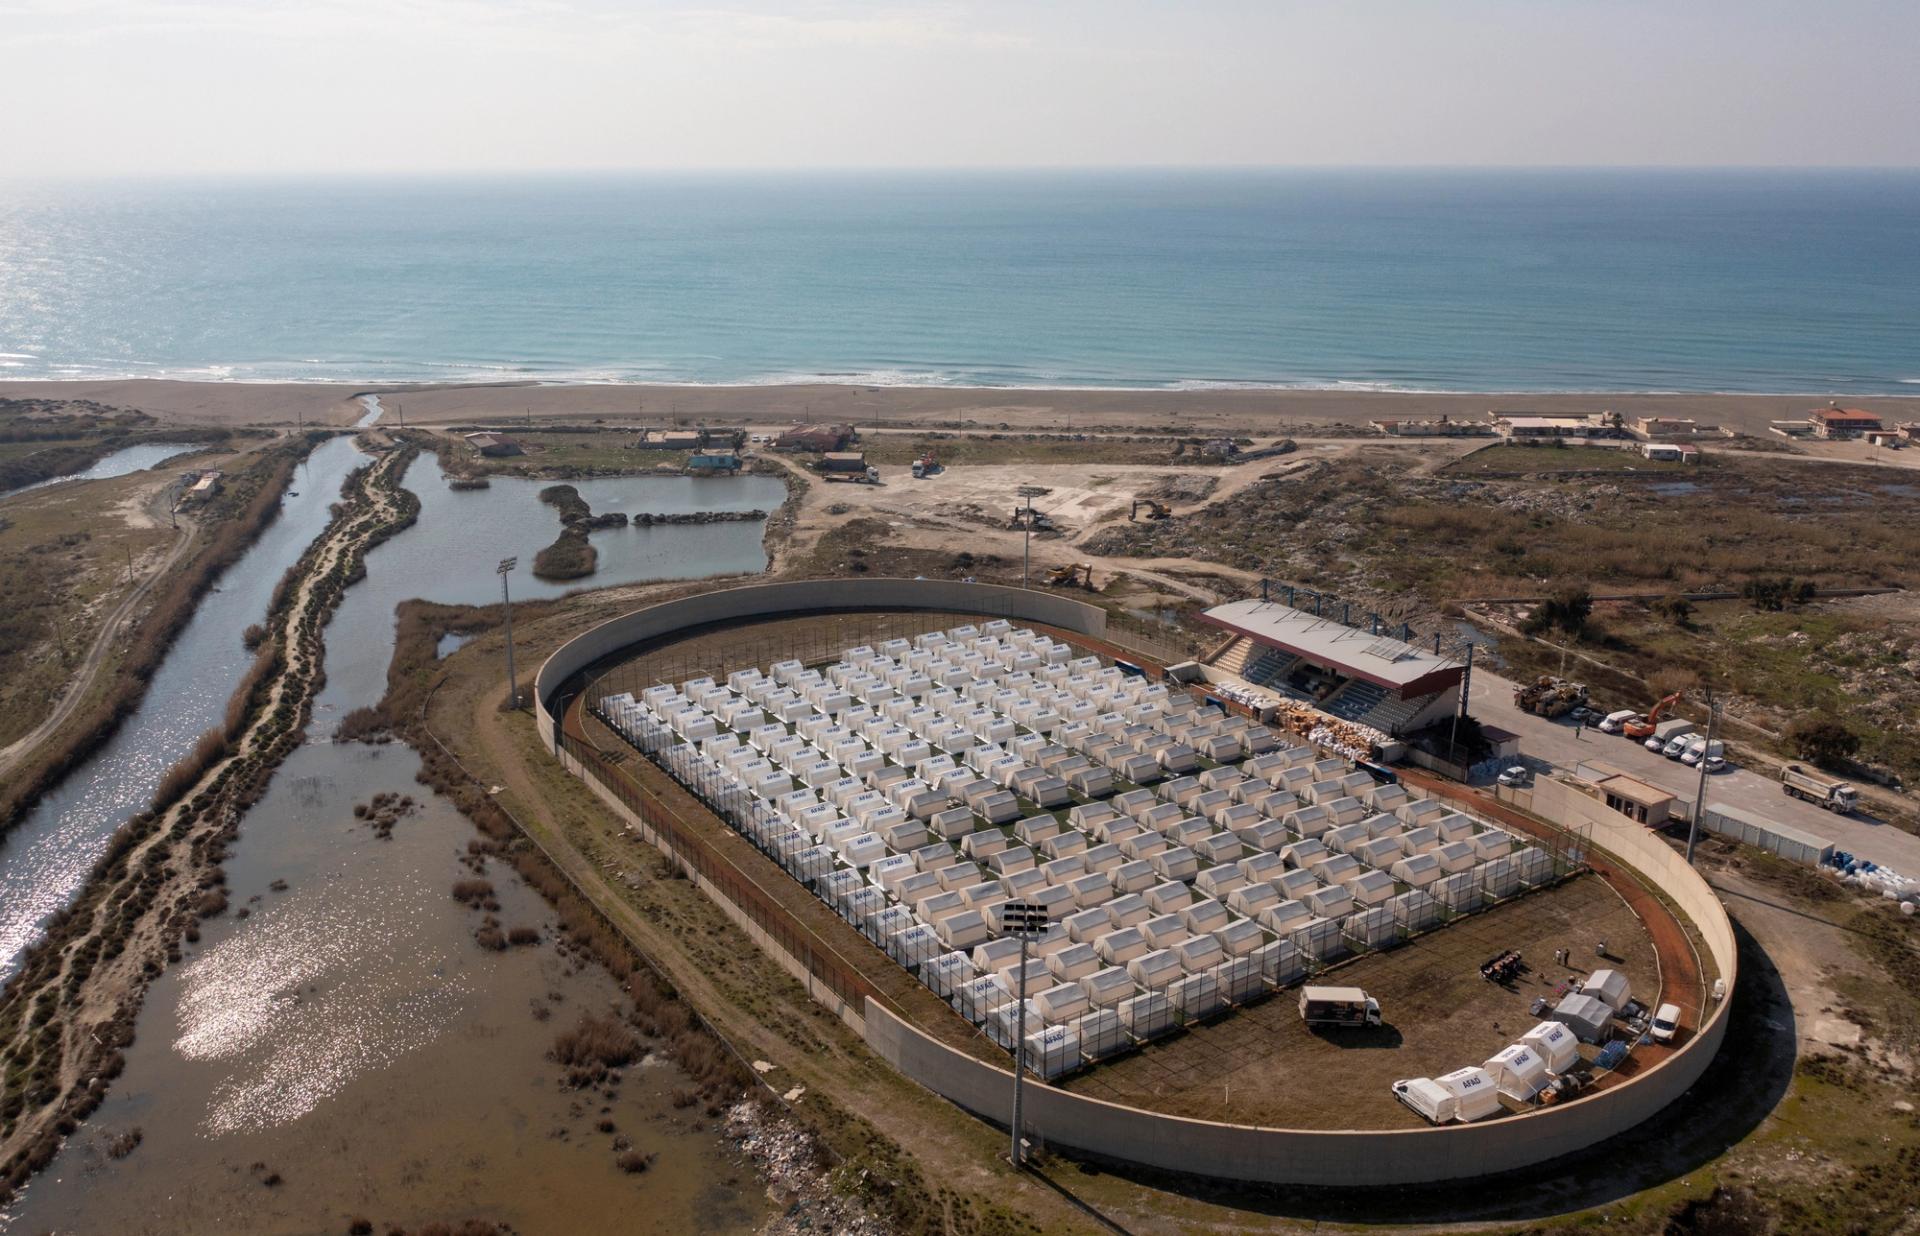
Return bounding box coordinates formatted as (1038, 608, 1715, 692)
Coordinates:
(536, 578, 1734, 1186)
(863, 810, 1736, 1186)
(534, 577, 1110, 749)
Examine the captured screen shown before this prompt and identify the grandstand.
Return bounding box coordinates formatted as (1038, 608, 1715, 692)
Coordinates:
(1200, 598, 1464, 738)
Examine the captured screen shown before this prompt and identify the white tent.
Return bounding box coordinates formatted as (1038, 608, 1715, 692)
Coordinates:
(1521, 1019, 1582, 1074)
(1551, 992, 1614, 1043)
(1583, 968, 1632, 1013)
(1435, 1066, 1504, 1121)
(1484, 1043, 1551, 1100)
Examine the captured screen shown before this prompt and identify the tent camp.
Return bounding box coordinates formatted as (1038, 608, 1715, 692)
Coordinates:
(1521, 1019, 1581, 1074)
(1484, 1043, 1551, 1100)
(1583, 967, 1632, 1013)
(1551, 992, 1614, 1043)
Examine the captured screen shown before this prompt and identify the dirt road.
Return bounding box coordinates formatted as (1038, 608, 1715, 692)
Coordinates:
(0, 486, 200, 782)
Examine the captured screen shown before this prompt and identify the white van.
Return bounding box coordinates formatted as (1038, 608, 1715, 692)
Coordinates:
(1598, 709, 1639, 734)
(1681, 739, 1723, 768)
(1650, 1002, 1683, 1043)
(1391, 1077, 1458, 1124)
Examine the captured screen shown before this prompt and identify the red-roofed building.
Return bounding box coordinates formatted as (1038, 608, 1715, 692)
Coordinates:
(1808, 406, 1883, 439)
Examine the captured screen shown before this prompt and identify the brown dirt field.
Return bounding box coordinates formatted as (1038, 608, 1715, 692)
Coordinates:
(1065, 874, 1655, 1128)
(1400, 769, 1709, 1041)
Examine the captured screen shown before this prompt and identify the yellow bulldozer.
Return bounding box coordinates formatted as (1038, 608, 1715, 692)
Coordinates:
(1045, 563, 1096, 590)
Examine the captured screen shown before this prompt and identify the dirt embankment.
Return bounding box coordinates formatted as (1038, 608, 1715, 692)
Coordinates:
(0, 443, 419, 1206)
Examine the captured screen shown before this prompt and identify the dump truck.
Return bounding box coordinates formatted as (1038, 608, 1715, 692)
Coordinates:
(1299, 985, 1382, 1028)
(1781, 763, 1859, 814)
(911, 452, 940, 478)
(1512, 675, 1589, 718)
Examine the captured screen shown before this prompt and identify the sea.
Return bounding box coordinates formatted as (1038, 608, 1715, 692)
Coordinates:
(1, 168, 1917, 394)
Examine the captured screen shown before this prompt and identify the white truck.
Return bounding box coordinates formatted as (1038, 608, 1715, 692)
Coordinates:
(1299, 985, 1382, 1028)
(1645, 718, 1695, 753)
(1781, 762, 1859, 814)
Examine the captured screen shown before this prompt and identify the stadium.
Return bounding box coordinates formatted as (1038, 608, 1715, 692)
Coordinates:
(531, 578, 1734, 1187)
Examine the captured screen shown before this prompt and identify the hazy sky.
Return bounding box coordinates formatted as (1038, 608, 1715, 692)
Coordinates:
(11, 0, 1920, 175)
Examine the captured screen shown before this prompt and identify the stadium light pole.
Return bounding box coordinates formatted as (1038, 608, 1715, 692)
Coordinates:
(1684, 686, 1717, 865)
(1002, 901, 1050, 1168)
(498, 556, 520, 709)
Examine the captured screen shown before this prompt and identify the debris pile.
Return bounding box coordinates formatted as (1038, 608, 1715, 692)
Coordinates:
(724, 1099, 892, 1236)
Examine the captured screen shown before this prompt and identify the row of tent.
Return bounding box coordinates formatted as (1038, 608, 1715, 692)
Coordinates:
(1395, 970, 1635, 1123)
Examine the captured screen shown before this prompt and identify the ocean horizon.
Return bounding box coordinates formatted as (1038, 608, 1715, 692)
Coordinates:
(3, 168, 1917, 395)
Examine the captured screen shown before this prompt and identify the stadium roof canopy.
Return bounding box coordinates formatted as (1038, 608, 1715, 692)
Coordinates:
(1202, 600, 1464, 697)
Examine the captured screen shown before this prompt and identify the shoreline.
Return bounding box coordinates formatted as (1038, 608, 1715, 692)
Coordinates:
(7, 377, 1919, 437)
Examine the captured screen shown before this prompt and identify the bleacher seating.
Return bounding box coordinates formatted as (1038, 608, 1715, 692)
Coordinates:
(1355, 689, 1440, 735)
(1324, 680, 1387, 722)
(1241, 646, 1296, 687)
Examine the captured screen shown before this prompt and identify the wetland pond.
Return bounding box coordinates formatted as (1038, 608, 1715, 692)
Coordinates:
(1, 444, 784, 1235)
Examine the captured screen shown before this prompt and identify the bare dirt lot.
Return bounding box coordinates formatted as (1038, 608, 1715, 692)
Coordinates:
(1063, 874, 1659, 1129)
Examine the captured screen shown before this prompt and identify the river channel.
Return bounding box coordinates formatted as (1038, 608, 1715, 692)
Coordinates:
(1, 437, 783, 1234)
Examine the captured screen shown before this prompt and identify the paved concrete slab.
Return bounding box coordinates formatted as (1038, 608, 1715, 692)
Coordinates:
(1470, 669, 1920, 876)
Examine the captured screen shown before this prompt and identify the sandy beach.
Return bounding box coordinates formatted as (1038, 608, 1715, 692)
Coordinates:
(6, 378, 1919, 437)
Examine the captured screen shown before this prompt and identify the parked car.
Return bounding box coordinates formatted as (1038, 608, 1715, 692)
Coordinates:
(1649, 1002, 1683, 1043)
(1681, 738, 1723, 767)
(1661, 735, 1692, 759)
(1703, 754, 1728, 773)
(1497, 766, 1530, 787)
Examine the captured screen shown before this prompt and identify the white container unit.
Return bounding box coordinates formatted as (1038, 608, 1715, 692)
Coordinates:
(1168, 971, 1225, 1021)
(1215, 918, 1265, 958)
(1121, 951, 1182, 990)
(1391, 852, 1443, 888)
(1080, 966, 1137, 1008)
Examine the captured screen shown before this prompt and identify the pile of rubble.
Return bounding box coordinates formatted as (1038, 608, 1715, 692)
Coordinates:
(724, 1099, 892, 1236)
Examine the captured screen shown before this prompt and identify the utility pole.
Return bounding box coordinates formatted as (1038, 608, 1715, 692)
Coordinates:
(498, 556, 520, 708)
(1016, 485, 1047, 588)
(1685, 687, 1717, 864)
(1001, 901, 1050, 1169)
(1448, 641, 1475, 764)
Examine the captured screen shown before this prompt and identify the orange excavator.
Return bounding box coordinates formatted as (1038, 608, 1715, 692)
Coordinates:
(1621, 692, 1681, 740)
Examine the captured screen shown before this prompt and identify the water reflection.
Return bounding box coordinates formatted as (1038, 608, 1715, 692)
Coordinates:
(6, 441, 209, 497)
(176, 874, 468, 1135)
